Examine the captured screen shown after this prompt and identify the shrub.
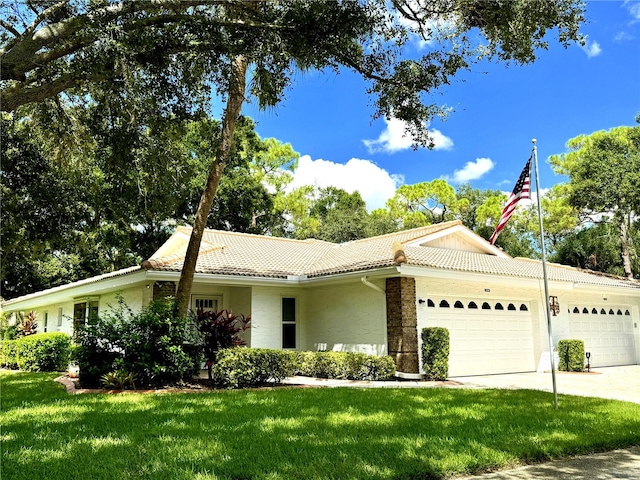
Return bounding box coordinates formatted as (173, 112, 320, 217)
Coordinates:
(195, 309, 250, 381)
(13, 332, 72, 372)
(101, 370, 136, 390)
(0, 340, 18, 369)
(212, 348, 296, 388)
(75, 298, 203, 388)
(421, 327, 450, 381)
(558, 339, 585, 372)
(296, 351, 395, 381)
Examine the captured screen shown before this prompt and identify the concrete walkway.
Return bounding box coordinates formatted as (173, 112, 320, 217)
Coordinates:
(282, 366, 640, 404)
(456, 446, 640, 480)
(452, 365, 640, 404)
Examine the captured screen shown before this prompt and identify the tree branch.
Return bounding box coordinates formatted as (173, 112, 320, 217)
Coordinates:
(0, 19, 21, 38)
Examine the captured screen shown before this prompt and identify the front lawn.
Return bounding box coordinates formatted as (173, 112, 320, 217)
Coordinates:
(1, 371, 639, 479)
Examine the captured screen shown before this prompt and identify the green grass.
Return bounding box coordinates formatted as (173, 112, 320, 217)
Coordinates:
(1, 371, 639, 480)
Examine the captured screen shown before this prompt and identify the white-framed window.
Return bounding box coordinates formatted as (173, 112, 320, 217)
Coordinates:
(44, 312, 49, 332)
(282, 297, 296, 349)
(73, 299, 99, 332)
(57, 308, 63, 329)
(191, 295, 222, 313)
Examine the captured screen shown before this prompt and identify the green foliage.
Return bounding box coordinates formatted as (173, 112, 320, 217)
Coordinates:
(12, 332, 72, 372)
(212, 348, 297, 388)
(549, 125, 640, 277)
(75, 299, 202, 388)
(0, 340, 18, 369)
(421, 327, 450, 381)
(296, 351, 396, 381)
(558, 339, 585, 372)
(551, 221, 630, 276)
(100, 370, 136, 390)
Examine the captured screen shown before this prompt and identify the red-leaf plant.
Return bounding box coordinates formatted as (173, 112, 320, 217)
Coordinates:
(195, 309, 251, 382)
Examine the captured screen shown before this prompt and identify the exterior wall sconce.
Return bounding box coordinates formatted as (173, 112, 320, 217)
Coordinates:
(549, 296, 560, 316)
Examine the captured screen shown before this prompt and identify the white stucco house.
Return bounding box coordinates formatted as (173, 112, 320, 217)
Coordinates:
(3, 220, 639, 377)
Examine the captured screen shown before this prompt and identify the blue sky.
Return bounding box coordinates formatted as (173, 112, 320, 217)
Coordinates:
(241, 1, 640, 210)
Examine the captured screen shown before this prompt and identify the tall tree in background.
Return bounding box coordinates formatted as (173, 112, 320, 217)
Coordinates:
(549, 126, 640, 278)
(1, 0, 586, 314)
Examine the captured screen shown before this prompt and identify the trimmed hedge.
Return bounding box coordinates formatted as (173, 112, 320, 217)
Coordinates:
(11, 333, 72, 372)
(296, 351, 396, 381)
(558, 339, 585, 372)
(212, 349, 396, 388)
(212, 348, 296, 388)
(0, 340, 18, 369)
(421, 327, 450, 380)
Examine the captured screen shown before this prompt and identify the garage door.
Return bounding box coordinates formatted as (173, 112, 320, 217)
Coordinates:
(568, 305, 635, 367)
(419, 298, 536, 377)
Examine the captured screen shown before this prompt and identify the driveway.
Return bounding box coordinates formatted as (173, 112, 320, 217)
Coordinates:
(453, 365, 640, 404)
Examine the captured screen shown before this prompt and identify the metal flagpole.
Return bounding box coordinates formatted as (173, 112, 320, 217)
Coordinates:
(532, 138, 558, 410)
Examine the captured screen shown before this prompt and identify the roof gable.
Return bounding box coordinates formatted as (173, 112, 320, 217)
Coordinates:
(403, 223, 510, 258)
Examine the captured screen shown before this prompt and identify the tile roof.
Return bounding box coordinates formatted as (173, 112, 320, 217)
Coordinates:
(142, 221, 640, 290)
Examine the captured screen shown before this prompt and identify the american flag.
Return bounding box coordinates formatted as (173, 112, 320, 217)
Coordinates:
(489, 157, 532, 245)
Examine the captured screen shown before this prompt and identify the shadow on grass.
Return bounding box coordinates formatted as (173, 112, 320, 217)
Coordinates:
(2, 372, 639, 480)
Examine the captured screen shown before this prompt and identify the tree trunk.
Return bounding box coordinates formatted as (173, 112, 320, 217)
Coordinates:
(174, 55, 248, 317)
(619, 213, 633, 279)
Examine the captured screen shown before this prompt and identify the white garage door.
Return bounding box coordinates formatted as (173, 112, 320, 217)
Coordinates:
(419, 298, 536, 377)
(568, 306, 635, 367)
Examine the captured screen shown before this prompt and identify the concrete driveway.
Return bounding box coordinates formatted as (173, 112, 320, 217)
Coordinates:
(453, 365, 640, 404)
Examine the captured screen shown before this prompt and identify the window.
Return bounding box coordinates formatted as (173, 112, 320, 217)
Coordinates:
(519, 304, 528, 311)
(57, 308, 63, 328)
(508, 303, 516, 311)
(44, 312, 49, 333)
(282, 297, 296, 349)
(609, 309, 615, 315)
(73, 300, 99, 331)
(600, 308, 606, 315)
(468, 302, 478, 309)
(592, 308, 598, 314)
(454, 301, 464, 309)
(73, 302, 86, 332)
(573, 307, 580, 314)
(439, 300, 450, 308)
(582, 308, 589, 314)
(427, 299, 435, 307)
(625, 310, 631, 316)
(617, 309, 623, 315)
(495, 303, 504, 310)
(192, 296, 220, 312)
(482, 302, 491, 310)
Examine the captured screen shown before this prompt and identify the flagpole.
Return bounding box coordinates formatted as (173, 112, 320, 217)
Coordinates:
(532, 138, 558, 410)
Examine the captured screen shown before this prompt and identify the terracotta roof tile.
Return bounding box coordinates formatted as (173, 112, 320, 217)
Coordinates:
(144, 221, 640, 290)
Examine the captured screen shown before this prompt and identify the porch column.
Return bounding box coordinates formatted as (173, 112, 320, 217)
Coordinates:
(386, 277, 419, 374)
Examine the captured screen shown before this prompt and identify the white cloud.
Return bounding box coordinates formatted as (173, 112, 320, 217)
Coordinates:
(626, 1, 640, 21)
(363, 117, 453, 154)
(288, 155, 402, 211)
(581, 39, 602, 58)
(614, 31, 635, 42)
(444, 158, 495, 183)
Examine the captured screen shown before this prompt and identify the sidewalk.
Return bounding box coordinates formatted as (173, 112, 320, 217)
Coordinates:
(456, 446, 640, 479)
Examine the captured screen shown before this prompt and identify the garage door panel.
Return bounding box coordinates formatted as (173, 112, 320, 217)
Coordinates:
(423, 309, 535, 377)
(568, 306, 635, 367)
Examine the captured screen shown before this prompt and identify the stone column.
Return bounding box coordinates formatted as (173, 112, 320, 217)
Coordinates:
(153, 281, 177, 301)
(386, 277, 419, 374)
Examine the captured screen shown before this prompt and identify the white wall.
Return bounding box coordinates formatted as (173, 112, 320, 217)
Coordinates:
(305, 280, 387, 355)
(250, 286, 306, 350)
